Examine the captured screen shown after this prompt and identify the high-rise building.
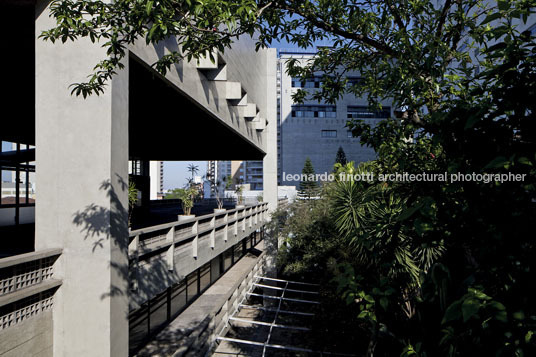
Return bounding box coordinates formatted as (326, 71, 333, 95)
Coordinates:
(149, 161, 164, 200)
(278, 50, 393, 187)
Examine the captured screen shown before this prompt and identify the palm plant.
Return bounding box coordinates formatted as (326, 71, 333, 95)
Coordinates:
(235, 184, 244, 205)
(128, 181, 138, 227)
(168, 187, 198, 216)
(187, 164, 199, 182)
(209, 178, 224, 209)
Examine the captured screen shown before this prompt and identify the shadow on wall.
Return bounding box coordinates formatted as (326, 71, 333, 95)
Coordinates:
(71, 174, 131, 301)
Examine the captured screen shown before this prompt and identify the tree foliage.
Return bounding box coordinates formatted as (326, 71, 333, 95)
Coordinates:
(40, 0, 536, 355)
(335, 146, 348, 166)
(298, 157, 318, 198)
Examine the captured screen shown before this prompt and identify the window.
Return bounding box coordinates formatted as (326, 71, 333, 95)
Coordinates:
(291, 105, 336, 118)
(347, 130, 356, 138)
(321, 130, 337, 138)
(291, 76, 323, 88)
(347, 76, 363, 87)
(347, 106, 390, 119)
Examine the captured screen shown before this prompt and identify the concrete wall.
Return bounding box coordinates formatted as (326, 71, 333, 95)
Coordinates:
(0, 310, 53, 357)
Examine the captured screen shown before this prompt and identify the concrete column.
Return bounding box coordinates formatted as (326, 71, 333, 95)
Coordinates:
(35, 1, 129, 356)
(263, 49, 278, 278)
(263, 48, 278, 214)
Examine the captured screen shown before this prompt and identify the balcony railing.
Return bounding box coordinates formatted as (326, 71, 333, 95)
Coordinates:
(128, 203, 268, 298)
(0, 248, 62, 330)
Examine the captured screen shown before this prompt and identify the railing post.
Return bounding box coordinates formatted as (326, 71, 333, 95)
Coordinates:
(128, 234, 140, 291)
(166, 227, 174, 271)
(233, 211, 238, 236)
(210, 216, 216, 248)
(224, 213, 229, 242)
(192, 221, 199, 258)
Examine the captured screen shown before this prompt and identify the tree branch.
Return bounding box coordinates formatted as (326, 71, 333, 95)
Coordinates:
(272, 1, 400, 58)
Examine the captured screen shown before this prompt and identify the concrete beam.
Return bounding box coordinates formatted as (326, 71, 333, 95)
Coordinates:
(243, 103, 257, 118)
(195, 51, 219, 70)
(254, 118, 266, 131)
(225, 82, 242, 100)
(204, 63, 227, 81)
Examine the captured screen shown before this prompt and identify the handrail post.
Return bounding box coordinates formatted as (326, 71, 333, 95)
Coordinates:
(233, 211, 238, 236)
(224, 213, 229, 242)
(192, 221, 199, 258)
(166, 227, 175, 271)
(128, 234, 140, 291)
(210, 216, 216, 248)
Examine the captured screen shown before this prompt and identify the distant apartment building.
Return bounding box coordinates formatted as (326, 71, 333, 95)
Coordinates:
(149, 161, 164, 200)
(208, 160, 264, 191)
(278, 50, 392, 187)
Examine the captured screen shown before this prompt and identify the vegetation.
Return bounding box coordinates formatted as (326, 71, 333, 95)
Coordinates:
(335, 146, 347, 166)
(41, 0, 536, 355)
(187, 163, 199, 181)
(235, 184, 244, 206)
(298, 157, 318, 199)
(166, 187, 198, 216)
(127, 181, 138, 227)
(208, 178, 224, 209)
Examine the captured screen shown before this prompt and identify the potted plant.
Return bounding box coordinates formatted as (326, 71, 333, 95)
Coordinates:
(235, 184, 245, 208)
(209, 178, 227, 214)
(168, 187, 198, 221)
(128, 181, 139, 228)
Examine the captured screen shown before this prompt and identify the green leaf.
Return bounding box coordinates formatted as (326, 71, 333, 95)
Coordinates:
(462, 298, 481, 322)
(398, 202, 423, 221)
(146, 0, 153, 16)
(443, 300, 462, 324)
(379, 297, 388, 311)
(484, 156, 509, 169)
(518, 157, 532, 166)
(498, 0, 510, 11)
(480, 12, 502, 26)
(464, 115, 480, 130)
(513, 311, 525, 320)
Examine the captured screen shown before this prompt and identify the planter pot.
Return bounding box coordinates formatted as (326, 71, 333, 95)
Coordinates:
(178, 214, 195, 222)
(214, 208, 227, 214)
(235, 205, 245, 209)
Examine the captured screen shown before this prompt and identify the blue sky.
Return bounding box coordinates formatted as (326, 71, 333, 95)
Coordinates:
(164, 161, 206, 190)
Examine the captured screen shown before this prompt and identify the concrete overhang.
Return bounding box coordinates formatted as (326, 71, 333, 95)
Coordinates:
(127, 34, 270, 161)
(129, 55, 265, 161)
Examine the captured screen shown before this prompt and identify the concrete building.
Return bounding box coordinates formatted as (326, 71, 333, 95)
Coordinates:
(278, 51, 393, 187)
(0, 1, 277, 357)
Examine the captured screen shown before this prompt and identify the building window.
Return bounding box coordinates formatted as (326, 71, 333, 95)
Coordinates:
(321, 130, 337, 138)
(346, 76, 363, 87)
(291, 76, 323, 88)
(292, 105, 336, 118)
(347, 106, 390, 119)
(347, 130, 356, 138)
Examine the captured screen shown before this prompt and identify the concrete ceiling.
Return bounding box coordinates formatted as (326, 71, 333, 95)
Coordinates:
(128, 56, 265, 161)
